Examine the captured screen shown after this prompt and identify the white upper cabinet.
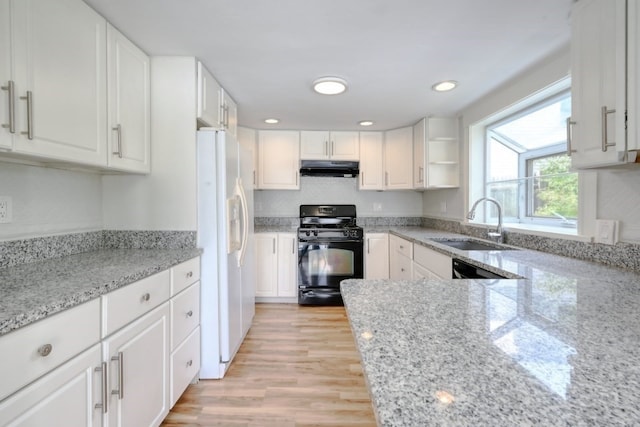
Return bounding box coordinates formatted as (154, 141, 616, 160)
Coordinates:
(196, 61, 238, 138)
(0, 0, 12, 151)
(300, 131, 359, 160)
(10, 0, 108, 166)
(221, 89, 238, 139)
(359, 131, 384, 190)
(107, 24, 150, 173)
(413, 117, 459, 190)
(570, 0, 638, 168)
(258, 130, 300, 190)
(628, 0, 640, 154)
(196, 61, 222, 128)
(384, 126, 413, 190)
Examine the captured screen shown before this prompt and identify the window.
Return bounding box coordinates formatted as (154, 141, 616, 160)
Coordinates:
(484, 91, 577, 228)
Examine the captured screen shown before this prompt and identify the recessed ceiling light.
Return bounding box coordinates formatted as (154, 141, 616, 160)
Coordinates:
(359, 120, 374, 126)
(313, 77, 348, 95)
(264, 118, 279, 124)
(432, 80, 458, 92)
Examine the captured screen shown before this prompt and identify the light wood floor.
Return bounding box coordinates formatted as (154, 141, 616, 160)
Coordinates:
(162, 303, 377, 427)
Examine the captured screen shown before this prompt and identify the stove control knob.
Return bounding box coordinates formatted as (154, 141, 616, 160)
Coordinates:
(343, 230, 349, 237)
(313, 230, 318, 236)
(305, 230, 311, 236)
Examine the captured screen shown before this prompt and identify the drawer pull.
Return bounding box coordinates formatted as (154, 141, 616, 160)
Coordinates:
(186, 359, 193, 367)
(186, 310, 193, 318)
(38, 344, 53, 357)
(141, 292, 151, 302)
(186, 271, 193, 278)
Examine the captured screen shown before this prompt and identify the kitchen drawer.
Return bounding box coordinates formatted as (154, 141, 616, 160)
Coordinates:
(171, 282, 200, 350)
(414, 244, 452, 279)
(102, 269, 171, 337)
(0, 299, 101, 401)
(171, 257, 200, 295)
(390, 234, 413, 259)
(170, 326, 200, 408)
(395, 251, 413, 280)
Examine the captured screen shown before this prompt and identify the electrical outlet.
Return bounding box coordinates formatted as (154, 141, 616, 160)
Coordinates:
(595, 219, 618, 245)
(0, 196, 12, 224)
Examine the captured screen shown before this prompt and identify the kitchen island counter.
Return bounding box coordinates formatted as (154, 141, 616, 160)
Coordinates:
(341, 270, 640, 426)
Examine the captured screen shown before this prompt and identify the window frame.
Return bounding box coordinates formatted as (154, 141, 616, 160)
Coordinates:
(483, 89, 576, 229)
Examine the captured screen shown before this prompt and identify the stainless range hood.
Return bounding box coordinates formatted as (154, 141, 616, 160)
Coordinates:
(300, 160, 359, 177)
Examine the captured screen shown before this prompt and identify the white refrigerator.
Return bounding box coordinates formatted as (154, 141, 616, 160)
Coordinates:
(197, 128, 255, 379)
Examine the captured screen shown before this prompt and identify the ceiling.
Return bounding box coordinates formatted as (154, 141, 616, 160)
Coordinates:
(84, 0, 573, 131)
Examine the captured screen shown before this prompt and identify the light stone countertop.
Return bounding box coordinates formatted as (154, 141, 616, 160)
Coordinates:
(0, 248, 201, 336)
(342, 228, 640, 426)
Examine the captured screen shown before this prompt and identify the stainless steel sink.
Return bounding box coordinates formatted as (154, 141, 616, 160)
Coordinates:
(430, 239, 514, 251)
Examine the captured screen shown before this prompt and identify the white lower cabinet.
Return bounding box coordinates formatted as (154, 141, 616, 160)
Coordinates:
(413, 244, 452, 280)
(103, 302, 170, 427)
(255, 232, 298, 299)
(365, 233, 389, 279)
(0, 344, 103, 427)
(169, 281, 201, 407)
(170, 326, 200, 408)
(389, 234, 413, 280)
(0, 256, 201, 427)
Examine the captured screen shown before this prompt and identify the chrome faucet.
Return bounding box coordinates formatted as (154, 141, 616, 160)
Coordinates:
(467, 197, 503, 243)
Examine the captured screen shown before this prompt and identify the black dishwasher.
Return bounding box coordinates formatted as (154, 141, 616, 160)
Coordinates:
(452, 258, 507, 279)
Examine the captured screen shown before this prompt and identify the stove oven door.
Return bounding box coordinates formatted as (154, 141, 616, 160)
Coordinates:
(297, 240, 363, 305)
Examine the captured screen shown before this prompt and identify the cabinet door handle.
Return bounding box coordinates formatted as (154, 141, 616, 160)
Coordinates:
(272, 238, 276, 254)
(385, 172, 389, 187)
(295, 171, 298, 186)
(20, 91, 33, 140)
(112, 124, 123, 158)
(601, 106, 616, 152)
(566, 117, 577, 156)
(324, 140, 328, 156)
(111, 352, 124, 399)
(38, 343, 53, 357)
(94, 361, 108, 414)
(292, 239, 295, 254)
(1, 80, 15, 133)
(418, 166, 424, 183)
(219, 103, 225, 128)
(367, 238, 370, 254)
(331, 140, 335, 156)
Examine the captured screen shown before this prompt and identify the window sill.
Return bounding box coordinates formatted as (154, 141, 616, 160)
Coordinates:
(502, 223, 592, 242)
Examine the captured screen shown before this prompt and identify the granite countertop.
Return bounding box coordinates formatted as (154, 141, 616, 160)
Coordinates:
(342, 228, 640, 426)
(0, 248, 201, 336)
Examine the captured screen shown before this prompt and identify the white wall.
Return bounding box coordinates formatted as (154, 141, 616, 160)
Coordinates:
(255, 176, 423, 217)
(423, 46, 571, 219)
(0, 162, 102, 240)
(102, 57, 198, 231)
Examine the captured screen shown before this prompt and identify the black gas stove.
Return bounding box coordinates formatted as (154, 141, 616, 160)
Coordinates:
(297, 205, 364, 305)
(298, 205, 364, 241)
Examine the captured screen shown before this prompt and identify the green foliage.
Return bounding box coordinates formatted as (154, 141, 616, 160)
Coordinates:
(533, 156, 578, 219)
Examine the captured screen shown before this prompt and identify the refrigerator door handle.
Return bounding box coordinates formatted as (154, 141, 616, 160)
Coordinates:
(236, 178, 250, 268)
